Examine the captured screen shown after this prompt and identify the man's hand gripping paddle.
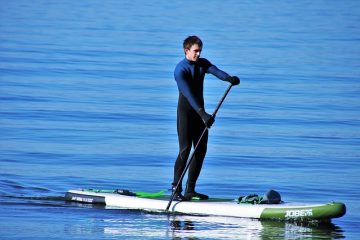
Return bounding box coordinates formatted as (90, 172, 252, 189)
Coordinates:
(166, 84, 234, 211)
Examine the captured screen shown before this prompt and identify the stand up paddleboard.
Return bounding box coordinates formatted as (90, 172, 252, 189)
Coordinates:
(65, 189, 346, 222)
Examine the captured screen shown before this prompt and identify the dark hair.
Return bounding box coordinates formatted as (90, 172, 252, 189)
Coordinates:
(183, 36, 203, 50)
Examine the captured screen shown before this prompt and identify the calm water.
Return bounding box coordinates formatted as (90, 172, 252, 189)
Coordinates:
(1, 0, 359, 239)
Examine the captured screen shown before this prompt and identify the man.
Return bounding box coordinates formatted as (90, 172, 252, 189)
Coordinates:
(172, 36, 240, 201)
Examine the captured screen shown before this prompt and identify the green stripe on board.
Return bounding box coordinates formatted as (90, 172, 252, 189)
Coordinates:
(260, 202, 346, 221)
(83, 189, 166, 198)
(135, 190, 166, 198)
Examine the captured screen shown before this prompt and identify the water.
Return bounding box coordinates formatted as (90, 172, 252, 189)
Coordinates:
(1, 0, 359, 239)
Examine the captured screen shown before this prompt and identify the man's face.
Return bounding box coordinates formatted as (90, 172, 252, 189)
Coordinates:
(185, 44, 202, 62)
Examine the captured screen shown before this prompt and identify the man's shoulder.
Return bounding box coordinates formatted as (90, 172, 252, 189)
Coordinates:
(175, 58, 189, 71)
(198, 58, 212, 65)
(176, 58, 188, 66)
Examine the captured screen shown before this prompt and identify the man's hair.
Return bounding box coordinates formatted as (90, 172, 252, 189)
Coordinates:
(183, 36, 203, 50)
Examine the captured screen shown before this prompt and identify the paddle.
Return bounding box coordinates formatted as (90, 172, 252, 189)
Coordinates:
(166, 84, 233, 211)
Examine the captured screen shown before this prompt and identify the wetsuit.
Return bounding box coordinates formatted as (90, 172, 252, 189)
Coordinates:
(173, 57, 230, 193)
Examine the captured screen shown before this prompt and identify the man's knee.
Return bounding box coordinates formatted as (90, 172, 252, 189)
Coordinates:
(179, 145, 191, 160)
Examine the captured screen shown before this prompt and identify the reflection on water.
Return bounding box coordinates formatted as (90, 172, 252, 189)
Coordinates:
(167, 215, 262, 239)
(260, 220, 344, 240)
(99, 211, 344, 239)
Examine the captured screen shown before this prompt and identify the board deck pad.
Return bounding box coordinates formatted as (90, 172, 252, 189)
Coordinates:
(65, 188, 346, 222)
(81, 188, 230, 201)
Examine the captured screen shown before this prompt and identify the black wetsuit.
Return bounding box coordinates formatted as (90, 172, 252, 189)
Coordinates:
(173, 57, 230, 193)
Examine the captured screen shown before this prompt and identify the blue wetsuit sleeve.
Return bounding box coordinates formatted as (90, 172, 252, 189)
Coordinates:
(207, 65, 230, 80)
(174, 66, 201, 110)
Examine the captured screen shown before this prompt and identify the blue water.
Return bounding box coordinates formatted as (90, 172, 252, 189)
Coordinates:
(1, 0, 359, 239)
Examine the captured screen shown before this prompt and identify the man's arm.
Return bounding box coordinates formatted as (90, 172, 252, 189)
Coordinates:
(174, 68, 201, 111)
(207, 65, 230, 80)
(207, 63, 240, 86)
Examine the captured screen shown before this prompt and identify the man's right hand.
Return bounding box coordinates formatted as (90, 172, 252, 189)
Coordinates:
(226, 76, 240, 86)
(198, 108, 214, 128)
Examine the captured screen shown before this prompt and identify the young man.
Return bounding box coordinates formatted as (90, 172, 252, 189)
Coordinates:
(172, 36, 240, 201)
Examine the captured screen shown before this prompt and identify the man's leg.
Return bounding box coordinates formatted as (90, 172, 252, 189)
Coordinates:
(172, 105, 192, 196)
(185, 118, 209, 200)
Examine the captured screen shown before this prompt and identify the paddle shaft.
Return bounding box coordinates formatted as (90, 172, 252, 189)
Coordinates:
(166, 84, 233, 211)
